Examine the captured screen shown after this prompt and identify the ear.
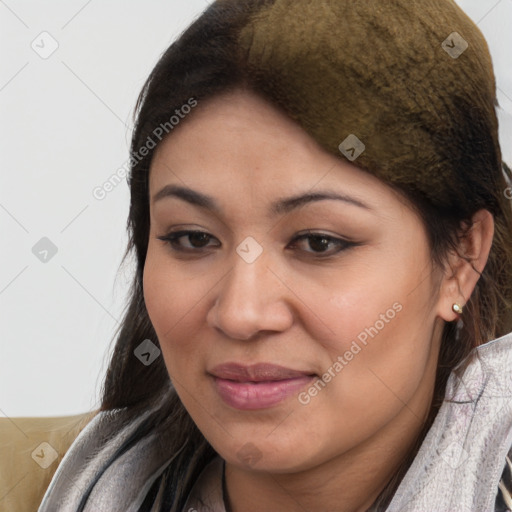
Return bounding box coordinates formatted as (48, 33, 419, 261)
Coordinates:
(437, 209, 494, 322)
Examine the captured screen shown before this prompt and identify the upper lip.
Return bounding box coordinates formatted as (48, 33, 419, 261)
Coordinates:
(209, 363, 315, 382)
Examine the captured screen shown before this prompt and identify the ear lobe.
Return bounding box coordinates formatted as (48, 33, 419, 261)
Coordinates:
(437, 209, 494, 322)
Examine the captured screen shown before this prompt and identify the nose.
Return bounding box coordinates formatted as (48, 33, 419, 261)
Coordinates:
(206, 248, 294, 341)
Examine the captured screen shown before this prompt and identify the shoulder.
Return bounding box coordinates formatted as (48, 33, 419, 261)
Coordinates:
(0, 410, 99, 512)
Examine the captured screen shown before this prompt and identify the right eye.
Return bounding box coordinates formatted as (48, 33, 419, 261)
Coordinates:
(156, 230, 221, 252)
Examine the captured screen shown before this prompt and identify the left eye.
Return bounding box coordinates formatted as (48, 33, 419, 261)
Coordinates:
(287, 232, 353, 255)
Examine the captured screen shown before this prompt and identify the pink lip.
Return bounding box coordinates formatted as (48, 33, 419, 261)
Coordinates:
(209, 363, 316, 410)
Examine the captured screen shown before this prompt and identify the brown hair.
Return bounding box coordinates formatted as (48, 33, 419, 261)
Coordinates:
(99, 1, 512, 509)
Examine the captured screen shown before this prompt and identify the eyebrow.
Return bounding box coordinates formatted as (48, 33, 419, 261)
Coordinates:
(152, 184, 372, 215)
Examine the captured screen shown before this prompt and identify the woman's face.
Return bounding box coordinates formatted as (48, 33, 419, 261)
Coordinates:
(143, 88, 448, 473)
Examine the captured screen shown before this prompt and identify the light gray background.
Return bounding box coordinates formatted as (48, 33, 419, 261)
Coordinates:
(1, 0, 511, 418)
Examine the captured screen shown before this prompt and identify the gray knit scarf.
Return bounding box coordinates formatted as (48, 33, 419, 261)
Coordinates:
(38, 331, 512, 511)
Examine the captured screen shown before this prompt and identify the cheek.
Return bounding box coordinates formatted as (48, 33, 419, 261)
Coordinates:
(142, 245, 209, 372)
(300, 298, 433, 449)
(309, 246, 436, 402)
(307, 254, 411, 354)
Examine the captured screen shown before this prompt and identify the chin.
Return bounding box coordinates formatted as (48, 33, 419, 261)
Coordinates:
(214, 434, 324, 474)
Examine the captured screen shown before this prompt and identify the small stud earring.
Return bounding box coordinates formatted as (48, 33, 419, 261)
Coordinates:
(452, 303, 463, 315)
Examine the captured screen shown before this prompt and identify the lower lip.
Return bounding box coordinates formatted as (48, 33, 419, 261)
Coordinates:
(212, 375, 315, 410)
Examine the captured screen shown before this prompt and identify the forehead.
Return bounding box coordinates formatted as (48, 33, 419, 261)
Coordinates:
(148, 89, 401, 213)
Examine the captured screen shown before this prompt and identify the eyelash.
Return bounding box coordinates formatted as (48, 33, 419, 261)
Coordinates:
(156, 229, 358, 258)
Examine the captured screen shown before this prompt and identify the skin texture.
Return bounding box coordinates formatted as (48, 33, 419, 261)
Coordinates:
(143, 88, 494, 512)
